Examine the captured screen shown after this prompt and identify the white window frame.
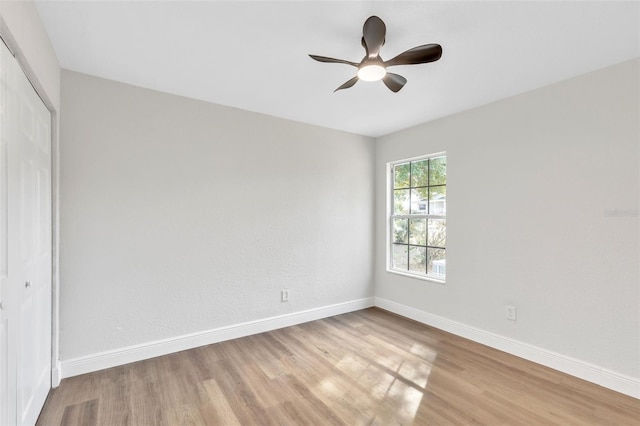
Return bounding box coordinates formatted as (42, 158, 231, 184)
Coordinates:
(387, 152, 446, 284)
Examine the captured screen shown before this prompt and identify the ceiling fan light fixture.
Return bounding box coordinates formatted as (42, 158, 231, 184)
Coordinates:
(357, 63, 386, 81)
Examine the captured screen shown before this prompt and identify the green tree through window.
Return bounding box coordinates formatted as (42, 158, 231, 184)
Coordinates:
(390, 154, 446, 280)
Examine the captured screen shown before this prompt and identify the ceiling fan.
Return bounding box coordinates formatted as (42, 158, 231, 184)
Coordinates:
(309, 16, 443, 93)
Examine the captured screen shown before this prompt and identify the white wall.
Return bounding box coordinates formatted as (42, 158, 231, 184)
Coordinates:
(0, 0, 62, 382)
(0, 1, 60, 109)
(59, 70, 374, 360)
(375, 59, 639, 381)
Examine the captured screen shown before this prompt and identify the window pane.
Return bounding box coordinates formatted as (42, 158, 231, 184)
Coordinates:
(394, 189, 410, 214)
(428, 219, 446, 248)
(392, 244, 408, 270)
(429, 156, 446, 185)
(393, 218, 408, 243)
(411, 160, 428, 187)
(409, 218, 426, 246)
(427, 248, 446, 278)
(394, 163, 410, 189)
(429, 186, 446, 215)
(409, 246, 427, 273)
(410, 188, 428, 214)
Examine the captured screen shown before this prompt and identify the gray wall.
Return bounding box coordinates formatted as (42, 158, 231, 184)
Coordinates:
(60, 70, 375, 359)
(61, 59, 639, 384)
(375, 59, 639, 379)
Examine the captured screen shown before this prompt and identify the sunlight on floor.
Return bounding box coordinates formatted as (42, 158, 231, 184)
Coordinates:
(323, 342, 438, 423)
(411, 343, 438, 362)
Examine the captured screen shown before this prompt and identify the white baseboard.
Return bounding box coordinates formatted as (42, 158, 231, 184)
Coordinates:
(374, 297, 640, 399)
(60, 297, 374, 380)
(57, 295, 640, 399)
(51, 362, 61, 388)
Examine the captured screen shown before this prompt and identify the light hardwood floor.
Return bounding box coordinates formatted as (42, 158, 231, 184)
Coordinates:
(37, 308, 639, 425)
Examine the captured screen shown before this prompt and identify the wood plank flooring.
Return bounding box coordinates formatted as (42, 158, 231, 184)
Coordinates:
(37, 308, 640, 425)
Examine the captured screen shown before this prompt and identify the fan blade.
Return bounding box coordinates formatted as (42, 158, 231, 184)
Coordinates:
(309, 55, 358, 67)
(382, 73, 407, 92)
(362, 16, 386, 58)
(334, 76, 359, 92)
(384, 44, 442, 67)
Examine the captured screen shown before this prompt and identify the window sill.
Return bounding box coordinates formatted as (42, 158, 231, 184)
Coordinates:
(386, 269, 446, 285)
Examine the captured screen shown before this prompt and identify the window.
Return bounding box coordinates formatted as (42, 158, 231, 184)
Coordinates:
(389, 154, 446, 281)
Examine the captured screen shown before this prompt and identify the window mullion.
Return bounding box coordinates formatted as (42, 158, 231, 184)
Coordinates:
(427, 157, 430, 215)
(426, 160, 429, 273)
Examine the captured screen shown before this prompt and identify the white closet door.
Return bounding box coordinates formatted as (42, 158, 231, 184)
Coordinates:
(14, 46, 52, 426)
(0, 39, 52, 426)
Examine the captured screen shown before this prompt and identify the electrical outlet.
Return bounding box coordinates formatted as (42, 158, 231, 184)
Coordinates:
(506, 305, 517, 321)
(281, 289, 289, 302)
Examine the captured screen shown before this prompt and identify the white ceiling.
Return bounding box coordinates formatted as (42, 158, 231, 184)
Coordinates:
(35, 1, 639, 137)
